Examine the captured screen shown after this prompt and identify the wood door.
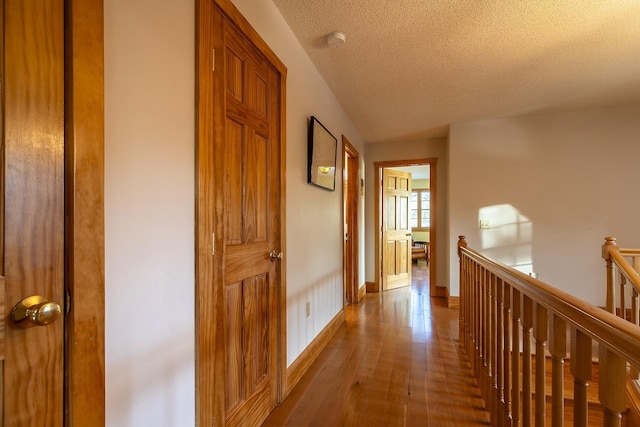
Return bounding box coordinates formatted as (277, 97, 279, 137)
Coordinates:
(223, 19, 280, 426)
(382, 169, 412, 291)
(343, 137, 359, 304)
(196, 1, 285, 426)
(2, 1, 66, 425)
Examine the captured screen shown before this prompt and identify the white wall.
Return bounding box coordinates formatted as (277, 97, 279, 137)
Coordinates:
(365, 138, 449, 288)
(105, 0, 365, 425)
(449, 105, 640, 304)
(104, 0, 195, 425)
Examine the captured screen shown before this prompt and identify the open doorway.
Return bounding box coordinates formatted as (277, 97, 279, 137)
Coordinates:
(374, 158, 439, 296)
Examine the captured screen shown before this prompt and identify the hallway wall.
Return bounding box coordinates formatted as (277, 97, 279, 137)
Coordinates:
(104, 0, 364, 425)
(449, 104, 640, 304)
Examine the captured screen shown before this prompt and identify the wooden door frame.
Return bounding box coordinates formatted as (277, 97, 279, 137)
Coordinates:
(64, 0, 105, 424)
(374, 158, 437, 295)
(195, 0, 287, 425)
(342, 136, 360, 304)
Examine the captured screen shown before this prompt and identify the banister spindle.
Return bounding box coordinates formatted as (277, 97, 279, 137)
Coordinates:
(511, 288, 521, 426)
(481, 268, 490, 398)
(633, 288, 639, 327)
(472, 262, 479, 375)
(570, 327, 592, 427)
(464, 256, 470, 353)
(619, 274, 626, 320)
(550, 313, 566, 427)
(521, 296, 533, 427)
(599, 346, 626, 427)
(533, 303, 548, 427)
(496, 278, 505, 427)
(503, 283, 512, 425)
(490, 273, 499, 426)
(632, 288, 640, 381)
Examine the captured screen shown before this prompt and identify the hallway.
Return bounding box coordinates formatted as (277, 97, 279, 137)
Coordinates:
(262, 263, 490, 426)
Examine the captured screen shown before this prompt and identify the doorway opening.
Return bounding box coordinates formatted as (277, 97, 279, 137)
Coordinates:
(374, 158, 439, 296)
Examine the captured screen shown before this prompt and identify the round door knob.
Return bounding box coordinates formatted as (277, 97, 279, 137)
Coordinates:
(11, 295, 62, 327)
(269, 250, 284, 262)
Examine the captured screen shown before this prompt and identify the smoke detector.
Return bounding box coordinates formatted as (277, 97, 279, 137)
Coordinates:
(327, 31, 346, 48)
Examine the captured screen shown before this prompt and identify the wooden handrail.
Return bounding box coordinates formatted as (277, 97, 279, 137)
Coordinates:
(602, 236, 640, 420)
(460, 238, 640, 366)
(458, 235, 640, 427)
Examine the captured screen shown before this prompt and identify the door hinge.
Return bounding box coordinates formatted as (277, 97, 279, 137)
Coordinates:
(65, 290, 71, 314)
(212, 49, 215, 71)
(212, 232, 215, 255)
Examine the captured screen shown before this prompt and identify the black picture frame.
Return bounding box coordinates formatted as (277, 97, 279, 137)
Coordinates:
(307, 116, 337, 191)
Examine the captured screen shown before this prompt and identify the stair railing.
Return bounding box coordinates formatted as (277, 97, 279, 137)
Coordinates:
(458, 236, 640, 427)
(602, 237, 640, 408)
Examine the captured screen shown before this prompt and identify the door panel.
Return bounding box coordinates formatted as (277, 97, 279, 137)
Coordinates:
(222, 13, 279, 427)
(3, 0, 65, 425)
(382, 169, 412, 291)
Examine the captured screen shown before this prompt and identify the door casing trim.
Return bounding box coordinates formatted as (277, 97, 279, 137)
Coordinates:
(374, 158, 437, 295)
(64, 0, 106, 424)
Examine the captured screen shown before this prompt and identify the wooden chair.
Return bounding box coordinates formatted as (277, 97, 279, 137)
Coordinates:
(411, 240, 429, 263)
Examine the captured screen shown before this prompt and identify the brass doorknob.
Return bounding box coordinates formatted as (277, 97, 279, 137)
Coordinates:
(11, 295, 62, 327)
(269, 250, 284, 262)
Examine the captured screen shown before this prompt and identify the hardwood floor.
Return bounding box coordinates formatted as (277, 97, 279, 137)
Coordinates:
(262, 262, 490, 426)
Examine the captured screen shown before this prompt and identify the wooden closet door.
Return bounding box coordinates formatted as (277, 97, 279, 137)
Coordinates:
(222, 18, 281, 427)
(2, 1, 65, 425)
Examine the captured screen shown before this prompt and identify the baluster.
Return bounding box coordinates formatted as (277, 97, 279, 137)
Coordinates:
(503, 283, 512, 425)
(633, 288, 639, 326)
(619, 274, 626, 320)
(461, 256, 469, 353)
(511, 288, 521, 427)
(603, 237, 617, 314)
(490, 273, 499, 425)
(472, 262, 478, 376)
(465, 257, 471, 353)
(521, 296, 533, 427)
(599, 346, 626, 427)
(550, 313, 566, 427)
(632, 288, 639, 381)
(533, 304, 548, 427)
(570, 327, 592, 427)
(481, 268, 490, 398)
(496, 278, 505, 427)
(476, 263, 483, 377)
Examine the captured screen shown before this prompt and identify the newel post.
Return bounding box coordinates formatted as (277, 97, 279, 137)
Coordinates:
(602, 237, 619, 313)
(458, 235, 468, 256)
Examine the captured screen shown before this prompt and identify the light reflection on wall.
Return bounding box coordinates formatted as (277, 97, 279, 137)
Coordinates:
(479, 204, 533, 275)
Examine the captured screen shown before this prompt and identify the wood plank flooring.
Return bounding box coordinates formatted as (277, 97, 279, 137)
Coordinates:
(262, 262, 490, 426)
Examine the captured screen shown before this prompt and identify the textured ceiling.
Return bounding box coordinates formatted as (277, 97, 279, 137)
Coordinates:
(271, 0, 640, 143)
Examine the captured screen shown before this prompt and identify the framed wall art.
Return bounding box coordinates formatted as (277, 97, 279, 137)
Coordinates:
(307, 116, 337, 191)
